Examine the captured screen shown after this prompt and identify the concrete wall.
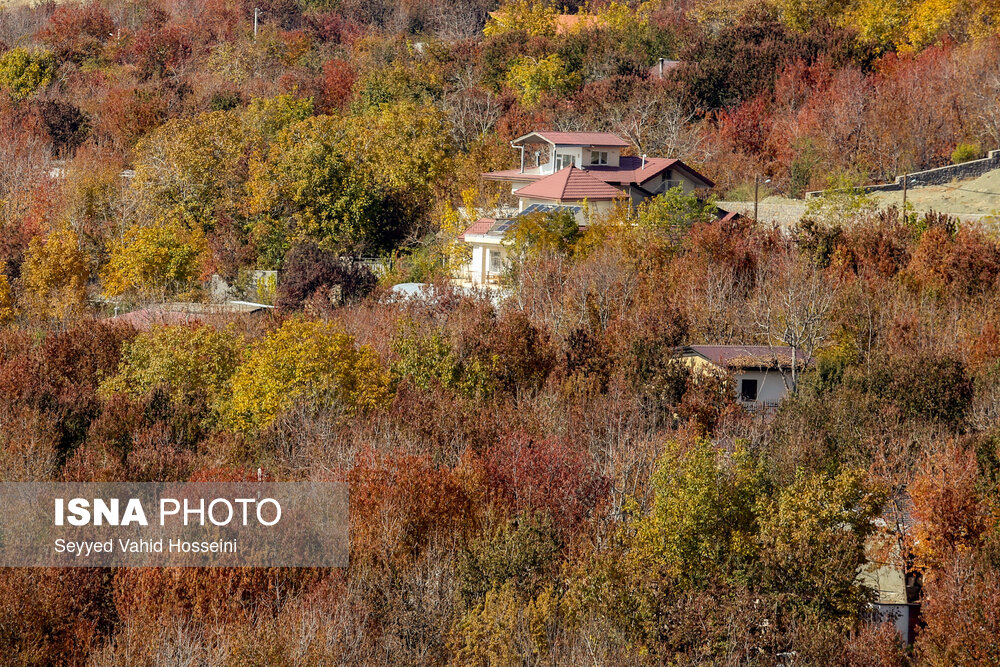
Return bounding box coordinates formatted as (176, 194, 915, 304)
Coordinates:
(734, 369, 789, 406)
(807, 149, 1000, 197)
(681, 356, 791, 407)
(584, 147, 621, 167)
(462, 239, 505, 285)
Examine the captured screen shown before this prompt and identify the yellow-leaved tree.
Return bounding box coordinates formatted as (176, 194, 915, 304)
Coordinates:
(576, 0, 653, 32)
(243, 102, 453, 265)
(100, 324, 244, 409)
(505, 55, 580, 107)
(21, 229, 90, 321)
(483, 0, 558, 37)
(438, 194, 474, 276)
(0, 274, 14, 325)
(129, 94, 313, 234)
(220, 319, 392, 433)
(101, 221, 209, 301)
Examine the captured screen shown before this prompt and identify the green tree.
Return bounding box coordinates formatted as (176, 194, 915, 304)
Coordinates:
(636, 186, 719, 246)
(129, 95, 313, 235)
(130, 111, 245, 232)
(353, 102, 452, 209)
(390, 324, 497, 397)
(245, 103, 453, 264)
(457, 512, 562, 606)
(803, 173, 877, 226)
(631, 438, 767, 587)
(754, 468, 885, 617)
(504, 209, 583, 260)
(244, 115, 400, 264)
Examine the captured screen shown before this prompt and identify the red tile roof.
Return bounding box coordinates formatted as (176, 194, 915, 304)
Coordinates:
(513, 131, 630, 148)
(589, 156, 714, 188)
(459, 218, 495, 240)
(483, 156, 714, 189)
(513, 166, 626, 202)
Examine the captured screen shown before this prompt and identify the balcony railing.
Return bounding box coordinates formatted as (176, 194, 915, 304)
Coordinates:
(742, 400, 781, 413)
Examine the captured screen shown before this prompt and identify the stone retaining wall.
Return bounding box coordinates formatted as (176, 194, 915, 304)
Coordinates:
(806, 150, 1000, 197)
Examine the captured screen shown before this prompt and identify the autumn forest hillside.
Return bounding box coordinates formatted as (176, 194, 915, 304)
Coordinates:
(1, 0, 1000, 664)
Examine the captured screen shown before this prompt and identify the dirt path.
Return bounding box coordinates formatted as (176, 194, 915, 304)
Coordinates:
(872, 169, 1000, 218)
(720, 169, 1000, 230)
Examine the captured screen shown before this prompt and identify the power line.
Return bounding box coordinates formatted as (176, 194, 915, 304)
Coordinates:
(939, 185, 1000, 196)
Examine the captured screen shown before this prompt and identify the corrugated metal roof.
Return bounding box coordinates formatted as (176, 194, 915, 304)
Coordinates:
(513, 166, 626, 201)
(110, 309, 203, 331)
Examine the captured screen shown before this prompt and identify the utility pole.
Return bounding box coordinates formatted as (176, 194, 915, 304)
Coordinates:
(753, 176, 770, 221)
(754, 175, 759, 221)
(254, 7, 260, 39)
(902, 174, 907, 213)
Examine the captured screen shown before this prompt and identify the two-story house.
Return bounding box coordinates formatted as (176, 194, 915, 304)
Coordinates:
(460, 131, 713, 284)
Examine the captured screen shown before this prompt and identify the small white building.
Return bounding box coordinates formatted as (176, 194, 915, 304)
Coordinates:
(678, 345, 808, 408)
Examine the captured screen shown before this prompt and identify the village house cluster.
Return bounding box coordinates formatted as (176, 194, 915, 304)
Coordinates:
(458, 130, 715, 285)
(453, 130, 806, 410)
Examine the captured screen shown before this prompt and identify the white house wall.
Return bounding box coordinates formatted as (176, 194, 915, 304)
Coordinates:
(462, 236, 506, 285)
(734, 369, 789, 405)
(681, 356, 792, 407)
(552, 146, 583, 168)
(583, 147, 621, 167)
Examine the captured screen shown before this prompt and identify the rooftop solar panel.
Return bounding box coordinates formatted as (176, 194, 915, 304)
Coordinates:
(490, 219, 516, 234)
(516, 204, 582, 217)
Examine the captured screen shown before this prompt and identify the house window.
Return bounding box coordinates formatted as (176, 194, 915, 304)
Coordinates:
(489, 249, 502, 273)
(590, 150, 608, 165)
(739, 378, 758, 402)
(556, 154, 575, 169)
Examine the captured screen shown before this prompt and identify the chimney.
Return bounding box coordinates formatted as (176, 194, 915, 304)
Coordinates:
(641, 154, 647, 169)
(658, 58, 664, 78)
